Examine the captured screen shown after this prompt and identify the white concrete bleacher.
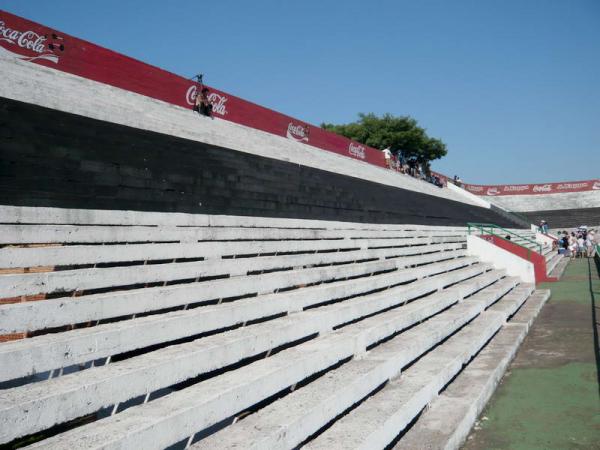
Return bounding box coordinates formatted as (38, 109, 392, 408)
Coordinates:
(0, 206, 549, 449)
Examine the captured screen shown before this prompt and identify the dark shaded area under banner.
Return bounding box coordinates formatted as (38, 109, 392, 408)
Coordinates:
(0, 97, 524, 227)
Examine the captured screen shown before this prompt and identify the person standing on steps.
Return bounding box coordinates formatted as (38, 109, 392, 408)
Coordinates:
(382, 147, 392, 169)
(586, 230, 596, 258)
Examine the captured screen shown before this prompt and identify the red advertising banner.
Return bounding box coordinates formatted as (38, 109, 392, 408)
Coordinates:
(0, 10, 385, 168)
(464, 179, 600, 196)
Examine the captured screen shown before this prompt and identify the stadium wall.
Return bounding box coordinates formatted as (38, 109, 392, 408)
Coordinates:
(0, 10, 527, 227)
(464, 182, 600, 228)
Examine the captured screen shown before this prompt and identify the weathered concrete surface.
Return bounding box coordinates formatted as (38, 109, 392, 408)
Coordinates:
(1, 267, 494, 443)
(302, 287, 533, 450)
(394, 290, 550, 450)
(463, 259, 600, 450)
(192, 278, 520, 450)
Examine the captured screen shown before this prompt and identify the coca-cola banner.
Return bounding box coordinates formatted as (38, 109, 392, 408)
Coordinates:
(0, 11, 385, 167)
(465, 179, 600, 196)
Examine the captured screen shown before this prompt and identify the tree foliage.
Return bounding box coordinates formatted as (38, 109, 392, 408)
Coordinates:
(321, 113, 447, 162)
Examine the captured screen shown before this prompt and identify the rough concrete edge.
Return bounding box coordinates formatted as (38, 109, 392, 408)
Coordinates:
(548, 256, 569, 280)
(410, 288, 551, 450)
(442, 325, 529, 450)
(448, 289, 551, 449)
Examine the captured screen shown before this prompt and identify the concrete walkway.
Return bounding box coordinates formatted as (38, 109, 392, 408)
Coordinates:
(463, 258, 600, 449)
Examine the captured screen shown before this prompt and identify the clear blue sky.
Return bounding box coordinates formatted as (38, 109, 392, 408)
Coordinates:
(2, 0, 599, 184)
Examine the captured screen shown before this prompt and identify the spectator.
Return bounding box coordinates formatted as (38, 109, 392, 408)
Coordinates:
(568, 232, 578, 260)
(382, 147, 392, 169)
(577, 233, 586, 259)
(194, 87, 213, 117)
(560, 232, 569, 253)
(586, 230, 596, 258)
(409, 159, 417, 177)
(539, 220, 549, 234)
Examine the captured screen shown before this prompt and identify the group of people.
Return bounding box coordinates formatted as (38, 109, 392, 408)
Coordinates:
(556, 227, 597, 259)
(382, 148, 444, 188)
(452, 175, 463, 187)
(191, 98, 437, 192)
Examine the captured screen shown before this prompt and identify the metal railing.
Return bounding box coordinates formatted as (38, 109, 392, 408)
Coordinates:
(467, 222, 543, 254)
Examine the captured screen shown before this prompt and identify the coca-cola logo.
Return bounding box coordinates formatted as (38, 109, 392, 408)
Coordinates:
(593, 181, 600, 190)
(486, 187, 500, 196)
(533, 184, 552, 193)
(286, 122, 310, 142)
(0, 20, 61, 63)
(185, 86, 228, 116)
(348, 142, 366, 159)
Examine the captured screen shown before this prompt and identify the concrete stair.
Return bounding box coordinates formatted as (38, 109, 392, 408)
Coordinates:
(394, 290, 550, 450)
(0, 206, 549, 449)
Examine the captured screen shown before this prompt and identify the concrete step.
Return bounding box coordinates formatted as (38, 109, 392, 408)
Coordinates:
(0, 258, 486, 384)
(0, 266, 498, 443)
(16, 273, 511, 449)
(191, 277, 521, 450)
(0, 205, 467, 231)
(302, 285, 534, 450)
(394, 290, 550, 450)
(0, 224, 466, 245)
(4, 254, 474, 335)
(0, 246, 467, 298)
(0, 238, 464, 269)
(545, 252, 563, 276)
(548, 255, 569, 279)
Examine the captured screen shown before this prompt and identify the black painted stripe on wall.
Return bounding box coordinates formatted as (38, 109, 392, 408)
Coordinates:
(0, 97, 523, 227)
(520, 208, 600, 229)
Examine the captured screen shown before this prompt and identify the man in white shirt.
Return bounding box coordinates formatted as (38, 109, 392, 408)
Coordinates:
(586, 231, 596, 258)
(382, 147, 392, 169)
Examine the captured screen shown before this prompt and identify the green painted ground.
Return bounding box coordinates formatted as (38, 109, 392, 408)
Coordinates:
(463, 258, 600, 450)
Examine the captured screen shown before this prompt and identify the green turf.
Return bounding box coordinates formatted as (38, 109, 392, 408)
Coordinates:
(539, 258, 600, 306)
(472, 363, 600, 450)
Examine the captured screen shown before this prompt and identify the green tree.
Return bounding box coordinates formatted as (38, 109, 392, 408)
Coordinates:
(321, 113, 447, 163)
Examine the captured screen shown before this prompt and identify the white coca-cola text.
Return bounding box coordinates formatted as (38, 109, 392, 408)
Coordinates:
(185, 85, 228, 116)
(348, 142, 366, 159)
(532, 184, 552, 192)
(286, 122, 309, 142)
(0, 20, 46, 54)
